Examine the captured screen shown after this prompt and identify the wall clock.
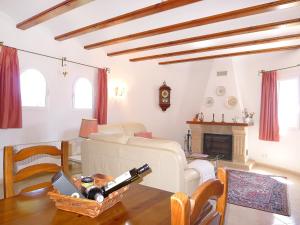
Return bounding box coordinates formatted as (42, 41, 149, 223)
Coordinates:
(159, 81, 171, 111)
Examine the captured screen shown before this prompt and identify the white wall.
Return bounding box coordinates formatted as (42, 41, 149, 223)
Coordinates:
(107, 58, 212, 144)
(0, 12, 109, 179)
(1, 9, 300, 182)
(233, 50, 300, 173)
(176, 50, 300, 173)
(199, 58, 244, 122)
(0, 12, 210, 181)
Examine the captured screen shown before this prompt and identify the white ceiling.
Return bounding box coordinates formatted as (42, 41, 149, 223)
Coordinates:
(1, 0, 300, 64)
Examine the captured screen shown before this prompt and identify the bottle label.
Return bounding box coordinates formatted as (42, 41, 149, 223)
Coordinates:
(106, 171, 131, 190)
(81, 182, 93, 188)
(95, 193, 104, 203)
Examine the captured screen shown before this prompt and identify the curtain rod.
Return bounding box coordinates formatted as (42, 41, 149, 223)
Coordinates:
(0, 42, 110, 73)
(258, 64, 300, 75)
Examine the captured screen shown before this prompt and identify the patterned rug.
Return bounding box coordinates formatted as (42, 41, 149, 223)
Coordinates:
(227, 170, 289, 216)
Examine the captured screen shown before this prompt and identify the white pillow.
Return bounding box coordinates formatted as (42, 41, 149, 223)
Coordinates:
(122, 123, 146, 136)
(127, 137, 187, 165)
(97, 124, 124, 135)
(88, 133, 129, 144)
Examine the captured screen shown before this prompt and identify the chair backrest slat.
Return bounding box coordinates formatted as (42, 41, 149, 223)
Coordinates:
(13, 145, 61, 162)
(14, 163, 61, 182)
(171, 168, 228, 225)
(3, 141, 69, 198)
(190, 180, 223, 224)
(20, 181, 53, 194)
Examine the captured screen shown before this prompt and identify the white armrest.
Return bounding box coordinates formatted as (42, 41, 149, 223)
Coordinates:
(184, 168, 200, 196)
(187, 160, 215, 184)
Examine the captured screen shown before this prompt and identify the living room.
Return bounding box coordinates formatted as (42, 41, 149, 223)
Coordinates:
(0, 1, 299, 225)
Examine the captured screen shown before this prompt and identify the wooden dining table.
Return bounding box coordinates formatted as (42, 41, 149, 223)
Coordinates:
(0, 184, 173, 225)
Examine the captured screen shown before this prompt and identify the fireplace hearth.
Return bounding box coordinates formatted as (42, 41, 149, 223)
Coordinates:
(203, 133, 232, 160)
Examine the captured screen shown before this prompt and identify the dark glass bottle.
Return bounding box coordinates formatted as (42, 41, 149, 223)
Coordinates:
(83, 164, 150, 202)
(100, 164, 150, 198)
(84, 186, 104, 203)
(81, 176, 94, 198)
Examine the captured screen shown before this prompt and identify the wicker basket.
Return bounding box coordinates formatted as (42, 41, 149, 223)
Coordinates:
(48, 174, 129, 218)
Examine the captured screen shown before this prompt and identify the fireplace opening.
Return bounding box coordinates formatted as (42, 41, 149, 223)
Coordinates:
(203, 133, 232, 161)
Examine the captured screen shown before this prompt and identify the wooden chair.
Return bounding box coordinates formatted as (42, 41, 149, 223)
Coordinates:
(171, 168, 228, 225)
(3, 141, 69, 198)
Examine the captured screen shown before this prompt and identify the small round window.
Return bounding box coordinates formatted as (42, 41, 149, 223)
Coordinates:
(20, 69, 46, 107)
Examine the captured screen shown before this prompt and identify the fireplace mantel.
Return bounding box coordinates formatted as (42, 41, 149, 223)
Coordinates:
(186, 121, 249, 127)
(187, 120, 254, 169)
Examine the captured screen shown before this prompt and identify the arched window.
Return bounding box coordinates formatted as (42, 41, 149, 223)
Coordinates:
(20, 69, 46, 107)
(73, 77, 93, 109)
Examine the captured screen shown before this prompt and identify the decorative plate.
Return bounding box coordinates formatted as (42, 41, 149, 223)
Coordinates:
(216, 86, 226, 96)
(225, 96, 238, 108)
(205, 97, 214, 107)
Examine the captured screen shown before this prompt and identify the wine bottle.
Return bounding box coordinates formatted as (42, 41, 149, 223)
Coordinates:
(84, 186, 104, 203)
(100, 163, 150, 198)
(83, 164, 150, 202)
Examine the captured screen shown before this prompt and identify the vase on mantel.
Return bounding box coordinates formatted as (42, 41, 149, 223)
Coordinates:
(243, 117, 254, 125)
(248, 118, 254, 125)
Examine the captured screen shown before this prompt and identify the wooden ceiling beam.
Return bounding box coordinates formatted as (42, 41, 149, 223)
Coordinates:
(85, 0, 300, 49)
(158, 44, 300, 65)
(108, 18, 300, 56)
(55, 0, 201, 41)
(130, 33, 300, 61)
(16, 0, 94, 30)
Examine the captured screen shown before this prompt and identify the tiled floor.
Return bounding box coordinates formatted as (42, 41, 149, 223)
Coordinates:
(225, 165, 300, 225)
(0, 164, 298, 225)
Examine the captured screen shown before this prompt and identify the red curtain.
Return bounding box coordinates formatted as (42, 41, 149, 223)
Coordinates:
(94, 68, 107, 124)
(259, 71, 279, 141)
(0, 46, 22, 128)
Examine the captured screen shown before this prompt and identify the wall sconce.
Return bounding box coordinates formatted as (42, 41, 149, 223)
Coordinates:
(109, 80, 127, 98)
(115, 86, 125, 97)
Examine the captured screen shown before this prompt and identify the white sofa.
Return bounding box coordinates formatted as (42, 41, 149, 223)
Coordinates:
(96, 122, 147, 136)
(81, 123, 214, 195)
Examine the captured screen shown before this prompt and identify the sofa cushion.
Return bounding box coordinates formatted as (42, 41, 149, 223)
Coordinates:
(97, 124, 124, 135)
(88, 133, 129, 144)
(127, 137, 187, 165)
(127, 136, 179, 150)
(134, 131, 153, 139)
(122, 123, 146, 136)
